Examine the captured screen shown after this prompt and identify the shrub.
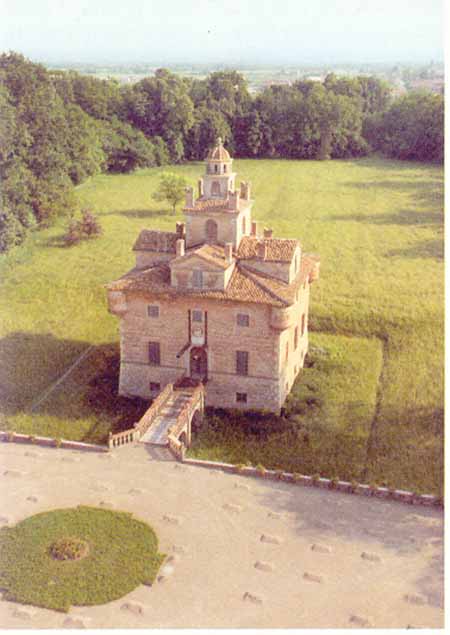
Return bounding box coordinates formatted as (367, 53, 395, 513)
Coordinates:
(256, 463, 266, 476)
(329, 476, 340, 490)
(63, 208, 102, 247)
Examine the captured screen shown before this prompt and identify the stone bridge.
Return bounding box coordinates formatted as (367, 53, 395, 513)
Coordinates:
(108, 382, 205, 459)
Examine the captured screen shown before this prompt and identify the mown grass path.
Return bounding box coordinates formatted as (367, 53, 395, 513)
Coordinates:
(0, 157, 443, 493)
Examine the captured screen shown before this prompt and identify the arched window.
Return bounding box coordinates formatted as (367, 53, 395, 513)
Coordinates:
(211, 181, 221, 197)
(205, 219, 218, 244)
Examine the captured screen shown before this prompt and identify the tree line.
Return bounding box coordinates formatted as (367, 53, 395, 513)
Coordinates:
(0, 52, 444, 252)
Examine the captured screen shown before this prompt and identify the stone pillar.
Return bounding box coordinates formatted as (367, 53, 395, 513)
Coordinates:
(185, 187, 194, 207)
(176, 238, 185, 258)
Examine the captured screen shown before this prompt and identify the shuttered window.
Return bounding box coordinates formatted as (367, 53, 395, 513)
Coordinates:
(148, 342, 160, 366)
(236, 351, 249, 376)
(236, 313, 249, 327)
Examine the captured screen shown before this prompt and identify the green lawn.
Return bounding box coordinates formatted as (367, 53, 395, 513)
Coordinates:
(0, 506, 164, 611)
(0, 157, 444, 493)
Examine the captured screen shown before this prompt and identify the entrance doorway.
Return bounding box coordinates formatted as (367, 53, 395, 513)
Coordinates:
(190, 347, 207, 381)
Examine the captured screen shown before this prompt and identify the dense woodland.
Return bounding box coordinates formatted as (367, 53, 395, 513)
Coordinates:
(0, 52, 444, 252)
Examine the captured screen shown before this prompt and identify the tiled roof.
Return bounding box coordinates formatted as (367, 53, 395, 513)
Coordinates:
(107, 254, 319, 308)
(133, 230, 178, 253)
(174, 244, 230, 270)
(237, 236, 299, 262)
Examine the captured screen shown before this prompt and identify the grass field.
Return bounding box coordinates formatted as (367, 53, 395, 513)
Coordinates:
(0, 156, 444, 493)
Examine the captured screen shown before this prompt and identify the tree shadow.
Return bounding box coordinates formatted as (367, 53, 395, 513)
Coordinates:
(385, 239, 444, 260)
(0, 332, 150, 441)
(103, 208, 172, 219)
(327, 209, 443, 227)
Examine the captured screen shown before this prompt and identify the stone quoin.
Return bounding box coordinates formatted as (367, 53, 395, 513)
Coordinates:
(107, 139, 320, 412)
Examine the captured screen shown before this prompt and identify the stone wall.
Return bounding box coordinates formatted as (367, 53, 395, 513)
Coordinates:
(117, 294, 286, 410)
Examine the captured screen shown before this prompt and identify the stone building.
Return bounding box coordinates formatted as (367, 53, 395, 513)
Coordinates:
(107, 139, 320, 413)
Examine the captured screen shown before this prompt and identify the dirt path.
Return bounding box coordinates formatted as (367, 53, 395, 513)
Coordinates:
(0, 443, 443, 629)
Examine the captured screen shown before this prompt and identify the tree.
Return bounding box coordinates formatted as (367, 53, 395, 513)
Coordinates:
(152, 172, 188, 213)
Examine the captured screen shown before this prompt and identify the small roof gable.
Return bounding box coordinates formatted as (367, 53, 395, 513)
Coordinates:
(133, 230, 178, 253)
(237, 236, 299, 263)
(171, 244, 230, 270)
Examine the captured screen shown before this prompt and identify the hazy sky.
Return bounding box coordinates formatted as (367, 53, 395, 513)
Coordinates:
(0, 0, 444, 65)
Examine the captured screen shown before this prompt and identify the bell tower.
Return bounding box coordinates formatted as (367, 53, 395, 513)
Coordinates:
(199, 137, 236, 199)
(182, 139, 253, 249)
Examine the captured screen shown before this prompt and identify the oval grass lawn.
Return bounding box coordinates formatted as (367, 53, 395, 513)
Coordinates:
(0, 506, 165, 612)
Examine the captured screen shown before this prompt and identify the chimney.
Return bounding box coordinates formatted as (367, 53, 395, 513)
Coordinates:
(225, 242, 233, 264)
(251, 221, 259, 236)
(198, 178, 204, 197)
(263, 227, 273, 238)
(185, 186, 194, 208)
(176, 238, 185, 258)
(176, 222, 185, 238)
(257, 240, 267, 260)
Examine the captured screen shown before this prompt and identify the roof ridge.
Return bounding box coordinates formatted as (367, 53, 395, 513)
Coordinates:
(237, 265, 290, 307)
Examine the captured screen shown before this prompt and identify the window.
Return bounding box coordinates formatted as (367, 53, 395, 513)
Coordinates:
(192, 309, 203, 323)
(236, 350, 249, 375)
(147, 305, 159, 318)
(211, 181, 221, 196)
(301, 314, 306, 336)
(285, 341, 289, 362)
(236, 313, 249, 327)
(294, 326, 299, 350)
(214, 164, 218, 173)
(205, 218, 218, 244)
(224, 164, 227, 173)
(242, 215, 246, 235)
(149, 382, 160, 392)
(148, 341, 160, 366)
(236, 392, 247, 403)
(192, 269, 203, 288)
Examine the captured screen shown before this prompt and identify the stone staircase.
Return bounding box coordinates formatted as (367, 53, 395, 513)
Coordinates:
(139, 391, 193, 446)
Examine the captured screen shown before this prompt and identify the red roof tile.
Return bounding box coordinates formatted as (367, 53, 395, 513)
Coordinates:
(237, 236, 299, 262)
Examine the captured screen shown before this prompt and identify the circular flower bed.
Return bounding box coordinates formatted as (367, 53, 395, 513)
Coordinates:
(0, 506, 165, 612)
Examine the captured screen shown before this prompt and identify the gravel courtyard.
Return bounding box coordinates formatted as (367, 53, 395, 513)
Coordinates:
(0, 442, 444, 629)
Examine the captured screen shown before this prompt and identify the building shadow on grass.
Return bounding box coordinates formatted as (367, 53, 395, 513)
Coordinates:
(0, 332, 150, 442)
